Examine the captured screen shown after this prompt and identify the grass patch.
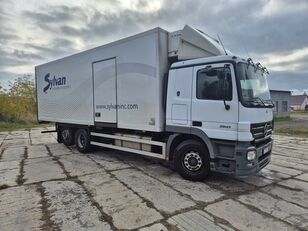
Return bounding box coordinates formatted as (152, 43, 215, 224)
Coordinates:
(291, 111, 308, 114)
(52, 156, 59, 161)
(16, 175, 26, 185)
(275, 127, 308, 137)
(0, 121, 53, 132)
(0, 184, 9, 190)
(274, 116, 292, 122)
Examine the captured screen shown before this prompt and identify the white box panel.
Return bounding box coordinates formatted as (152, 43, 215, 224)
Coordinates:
(36, 28, 169, 132)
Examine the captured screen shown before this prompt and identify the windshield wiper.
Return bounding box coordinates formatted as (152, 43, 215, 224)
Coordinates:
(243, 99, 263, 106)
(253, 97, 266, 106)
(257, 98, 275, 108)
(244, 97, 274, 108)
(265, 99, 275, 108)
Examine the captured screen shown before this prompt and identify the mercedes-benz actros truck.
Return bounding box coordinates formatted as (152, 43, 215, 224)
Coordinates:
(35, 25, 274, 181)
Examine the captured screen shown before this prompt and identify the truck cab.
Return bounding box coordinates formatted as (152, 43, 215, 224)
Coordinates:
(166, 55, 273, 178)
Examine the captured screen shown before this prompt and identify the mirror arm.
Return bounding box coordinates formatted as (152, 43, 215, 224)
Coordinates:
(224, 99, 230, 110)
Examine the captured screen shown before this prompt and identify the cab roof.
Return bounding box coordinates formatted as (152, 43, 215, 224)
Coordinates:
(170, 55, 247, 69)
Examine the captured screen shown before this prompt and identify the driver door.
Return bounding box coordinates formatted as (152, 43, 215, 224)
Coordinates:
(191, 63, 239, 141)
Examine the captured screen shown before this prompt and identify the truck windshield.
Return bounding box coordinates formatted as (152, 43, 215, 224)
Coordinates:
(237, 62, 273, 107)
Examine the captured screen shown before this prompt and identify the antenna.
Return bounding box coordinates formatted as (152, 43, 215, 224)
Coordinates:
(244, 46, 251, 60)
(217, 34, 228, 55)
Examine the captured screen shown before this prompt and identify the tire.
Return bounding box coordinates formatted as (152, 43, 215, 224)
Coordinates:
(60, 127, 74, 146)
(75, 129, 91, 153)
(174, 139, 210, 181)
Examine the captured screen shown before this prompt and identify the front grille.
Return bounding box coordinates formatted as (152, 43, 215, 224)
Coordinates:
(251, 121, 273, 144)
(258, 151, 270, 162)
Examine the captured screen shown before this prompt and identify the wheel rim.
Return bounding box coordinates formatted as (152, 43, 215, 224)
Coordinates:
(78, 133, 86, 148)
(183, 151, 203, 171)
(62, 129, 70, 143)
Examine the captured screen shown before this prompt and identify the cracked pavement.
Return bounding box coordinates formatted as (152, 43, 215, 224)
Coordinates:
(0, 128, 307, 230)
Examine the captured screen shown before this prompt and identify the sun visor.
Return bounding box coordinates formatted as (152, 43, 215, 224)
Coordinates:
(168, 25, 229, 60)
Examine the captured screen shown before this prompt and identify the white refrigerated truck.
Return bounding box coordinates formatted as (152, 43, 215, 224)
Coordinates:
(36, 25, 274, 180)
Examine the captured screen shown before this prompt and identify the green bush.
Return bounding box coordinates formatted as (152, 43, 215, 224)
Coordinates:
(0, 76, 36, 123)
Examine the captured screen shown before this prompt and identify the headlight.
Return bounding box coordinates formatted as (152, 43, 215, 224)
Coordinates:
(247, 150, 256, 161)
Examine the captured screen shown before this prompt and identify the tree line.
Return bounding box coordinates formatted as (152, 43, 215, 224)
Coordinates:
(0, 76, 37, 122)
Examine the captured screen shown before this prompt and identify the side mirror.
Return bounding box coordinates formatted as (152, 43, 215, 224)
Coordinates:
(221, 66, 230, 111)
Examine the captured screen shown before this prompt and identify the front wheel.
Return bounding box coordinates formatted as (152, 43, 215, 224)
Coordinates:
(75, 129, 92, 153)
(174, 139, 210, 181)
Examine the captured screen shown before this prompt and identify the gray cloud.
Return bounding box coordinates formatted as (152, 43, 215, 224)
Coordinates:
(0, 32, 19, 43)
(13, 49, 42, 60)
(23, 5, 87, 24)
(0, 0, 307, 91)
(0, 48, 30, 68)
(269, 71, 308, 91)
(179, 0, 308, 57)
(60, 25, 86, 37)
(268, 54, 308, 73)
(21, 0, 200, 43)
(0, 2, 19, 44)
(21, 5, 88, 38)
(227, 11, 308, 55)
(23, 38, 77, 61)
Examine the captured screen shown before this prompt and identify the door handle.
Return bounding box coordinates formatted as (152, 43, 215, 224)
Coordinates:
(192, 121, 202, 127)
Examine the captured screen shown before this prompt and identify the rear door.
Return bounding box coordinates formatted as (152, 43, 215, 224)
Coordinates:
(93, 58, 117, 123)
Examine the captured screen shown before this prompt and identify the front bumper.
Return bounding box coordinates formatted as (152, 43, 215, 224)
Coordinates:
(235, 139, 273, 177)
(211, 138, 273, 176)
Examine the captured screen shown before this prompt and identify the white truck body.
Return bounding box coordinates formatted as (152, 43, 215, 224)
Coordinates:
(36, 28, 168, 131)
(35, 25, 273, 180)
(36, 25, 225, 132)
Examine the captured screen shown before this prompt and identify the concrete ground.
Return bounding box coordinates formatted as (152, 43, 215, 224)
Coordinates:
(0, 128, 307, 231)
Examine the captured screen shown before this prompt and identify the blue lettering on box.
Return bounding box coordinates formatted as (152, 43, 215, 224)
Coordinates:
(43, 73, 67, 93)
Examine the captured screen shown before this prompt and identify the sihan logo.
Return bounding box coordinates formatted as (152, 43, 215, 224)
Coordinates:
(43, 73, 69, 93)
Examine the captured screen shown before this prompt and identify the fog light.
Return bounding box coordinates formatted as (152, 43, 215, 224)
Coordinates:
(247, 163, 253, 167)
(247, 150, 256, 161)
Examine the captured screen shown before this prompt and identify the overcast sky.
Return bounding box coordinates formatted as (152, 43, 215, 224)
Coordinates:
(0, 0, 307, 93)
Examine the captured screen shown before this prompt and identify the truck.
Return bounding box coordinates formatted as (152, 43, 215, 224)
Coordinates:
(35, 25, 274, 181)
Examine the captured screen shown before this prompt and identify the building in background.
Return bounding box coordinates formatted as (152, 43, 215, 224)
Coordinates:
(270, 90, 291, 117)
(291, 93, 308, 111)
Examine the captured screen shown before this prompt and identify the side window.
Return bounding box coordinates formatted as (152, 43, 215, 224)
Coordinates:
(197, 68, 232, 100)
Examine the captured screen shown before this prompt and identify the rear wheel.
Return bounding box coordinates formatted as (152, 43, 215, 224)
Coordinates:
(60, 127, 74, 146)
(174, 139, 210, 181)
(75, 129, 91, 153)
